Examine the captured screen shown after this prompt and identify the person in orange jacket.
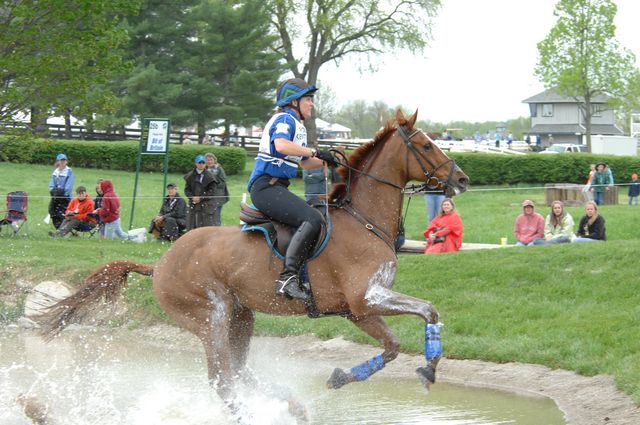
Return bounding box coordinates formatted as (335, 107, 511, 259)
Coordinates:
(49, 186, 96, 237)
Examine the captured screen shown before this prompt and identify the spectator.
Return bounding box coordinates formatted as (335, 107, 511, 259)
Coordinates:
(95, 179, 130, 240)
(628, 173, 639, 205)
(423, 198, 463, 254)
(303, 167, 326, 202)
(513, 199, 544, 246)
(582, 164, 596, 201)
(149, 183, 187, 241)
(532, 200, 574, 245)
(425, 189, 446, 224)
(204, 152, 229, 226)
(184, 154, 218, 230)
(48, 153, 75, 229)
(92, 179, 105, 238)
(507, 131, 513, 148)
(534, 134, 542, 152)
(48, 186, 96, 237)
(589, 163, 611, 205)
(573, 201, 606, 243)
(495, 132, 501, 148)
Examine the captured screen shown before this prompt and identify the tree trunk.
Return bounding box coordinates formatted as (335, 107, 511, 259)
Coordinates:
(584, 95, 592, 152)
(64, 109, 72, 138)
(29, 106, 48, 135)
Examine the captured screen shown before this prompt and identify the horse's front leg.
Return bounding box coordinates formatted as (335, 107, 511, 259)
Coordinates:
(326, 315, 399, 389)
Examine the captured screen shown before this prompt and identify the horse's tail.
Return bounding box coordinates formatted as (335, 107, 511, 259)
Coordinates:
(40, 260, 154, 341)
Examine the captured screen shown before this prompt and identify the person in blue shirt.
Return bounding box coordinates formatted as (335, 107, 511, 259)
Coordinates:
(48, 153, 75, 229)
(247, 78, 338, 301)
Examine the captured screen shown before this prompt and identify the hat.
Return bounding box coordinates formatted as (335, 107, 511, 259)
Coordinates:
(596, 162, 606, 169)
(56, 153, 68, 161)
(166, 182, 177, 189)
(194, 154, 205, 163)
(76, 186, 87, 193)
(522, 199, 535, 208)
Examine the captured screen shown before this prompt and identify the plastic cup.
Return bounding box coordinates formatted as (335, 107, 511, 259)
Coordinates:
(500, 237, 507, 246)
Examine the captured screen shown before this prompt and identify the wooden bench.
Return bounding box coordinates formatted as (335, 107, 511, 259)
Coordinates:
(544, 183, 618, 206)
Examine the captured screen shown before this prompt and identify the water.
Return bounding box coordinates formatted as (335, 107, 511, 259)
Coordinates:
(0, 329, 565, 425)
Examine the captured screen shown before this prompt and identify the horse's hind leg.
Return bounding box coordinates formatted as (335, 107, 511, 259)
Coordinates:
(326, 315, 399, 389)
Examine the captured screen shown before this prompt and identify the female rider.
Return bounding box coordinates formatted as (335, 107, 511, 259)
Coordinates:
(247, 78, 338, 301)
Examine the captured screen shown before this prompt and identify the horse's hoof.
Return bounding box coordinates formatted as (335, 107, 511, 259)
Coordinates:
(416, 365, 436, 390)
(326, 368, 351, 389)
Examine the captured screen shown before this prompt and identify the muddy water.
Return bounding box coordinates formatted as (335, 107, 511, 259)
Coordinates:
(0, 329, 565, 424)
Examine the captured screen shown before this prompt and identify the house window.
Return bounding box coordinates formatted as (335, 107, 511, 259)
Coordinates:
(591, 104, 604, 117)
(542, 104, 554, 117)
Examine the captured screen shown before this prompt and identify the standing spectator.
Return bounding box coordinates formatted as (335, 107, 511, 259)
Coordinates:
(424, 189, 446, 224)
(573, 201, 606, 242)
(48, 153, 75, 229)
(149, 183, 187, 241)
(423, 198, 463, 254)
(95, 179, 129, 240)
(513, 199, 545, 246)
(590, 163, 611, 205)
(582, 164, 596, 201)
(532, 200, 574, 245)
(494, 131, 501, 148)
(48, 186, 96, 237)
(628, 173, 639, 205)
(184, 154, 218, 230)
(303, 168, 326, 202)
(507, 131, 513, 149)
(205, 152, 229, 226)
(535, 134, 542, 151)
(605, 164, 615, 185)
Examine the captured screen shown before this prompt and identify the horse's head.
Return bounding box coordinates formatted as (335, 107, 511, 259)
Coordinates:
(393, 109, 469, 197)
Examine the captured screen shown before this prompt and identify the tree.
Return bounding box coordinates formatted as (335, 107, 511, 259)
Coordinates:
(121, 0, 281, 141)
(535, 0, 639, 150)
(266, 0, 442, 144)
(0, 0, 140, 130)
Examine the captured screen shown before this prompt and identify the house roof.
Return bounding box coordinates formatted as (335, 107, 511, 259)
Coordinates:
(528, 123, 623, 135)
(522, 87, 611, 104)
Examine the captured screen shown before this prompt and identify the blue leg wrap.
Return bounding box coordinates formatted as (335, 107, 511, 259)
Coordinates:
(350, 354, 385, 381)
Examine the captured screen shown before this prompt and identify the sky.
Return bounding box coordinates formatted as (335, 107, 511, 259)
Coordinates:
(321, 0, 640, 124)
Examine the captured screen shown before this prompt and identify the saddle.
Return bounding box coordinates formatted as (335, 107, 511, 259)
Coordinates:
(239, 201, 331, 260)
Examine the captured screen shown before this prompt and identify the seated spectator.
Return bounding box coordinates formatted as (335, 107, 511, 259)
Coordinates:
(90, 178, 105, 238)
(514, 199, 544, 246)
(533, 200, 574, 245)
(149, 183, 187, 241)
(48, 186, 96, 237)
(573, 201, 606, 242)
(423, 198, 463, 254)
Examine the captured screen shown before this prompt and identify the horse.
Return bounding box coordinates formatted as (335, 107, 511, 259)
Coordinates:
(42, 109, 469, 421)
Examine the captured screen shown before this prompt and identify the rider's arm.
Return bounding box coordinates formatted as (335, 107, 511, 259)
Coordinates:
(273, 137, 324, 169)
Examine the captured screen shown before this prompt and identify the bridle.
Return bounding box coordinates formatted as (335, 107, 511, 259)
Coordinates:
(333, 125, 459, 253)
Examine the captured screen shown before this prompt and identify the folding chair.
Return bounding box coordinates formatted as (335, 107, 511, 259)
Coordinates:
(0, 191, 28, 236)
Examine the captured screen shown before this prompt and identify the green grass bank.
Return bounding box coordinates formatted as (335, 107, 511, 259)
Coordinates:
(1, 161, 639, 405)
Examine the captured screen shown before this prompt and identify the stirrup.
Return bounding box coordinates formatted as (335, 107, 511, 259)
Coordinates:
(276, 273, 310, 302)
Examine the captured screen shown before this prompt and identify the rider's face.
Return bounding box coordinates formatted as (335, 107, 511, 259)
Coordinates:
(297, 96, 314, 120)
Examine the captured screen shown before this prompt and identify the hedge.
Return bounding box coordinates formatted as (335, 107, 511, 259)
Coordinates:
(0, 136, 246, 175)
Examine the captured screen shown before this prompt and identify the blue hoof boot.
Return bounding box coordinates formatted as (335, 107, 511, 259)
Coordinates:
(416, 365, 436, 388)
(326, 368, 351, 389)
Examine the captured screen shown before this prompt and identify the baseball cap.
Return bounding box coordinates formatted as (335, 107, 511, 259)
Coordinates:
(166, 182, 177, 189)
(195, 154, 205, 163)
(522, 199, 535, 207)
(56, 153, 68, 161)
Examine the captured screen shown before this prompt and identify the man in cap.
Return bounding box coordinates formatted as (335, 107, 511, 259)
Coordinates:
(49, 186, 96, 237)
(149, 183, 187, 241)
(184, 154, 219, 230)
(513, 199, 545, 246)
(48, 153, 75, 229)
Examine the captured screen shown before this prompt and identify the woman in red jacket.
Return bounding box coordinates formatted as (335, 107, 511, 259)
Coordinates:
(95, 179, 129, 240)
(423, 198, 463, 254)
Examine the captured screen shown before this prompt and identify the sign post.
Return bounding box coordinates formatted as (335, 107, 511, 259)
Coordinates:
(129, 118, 171, 230)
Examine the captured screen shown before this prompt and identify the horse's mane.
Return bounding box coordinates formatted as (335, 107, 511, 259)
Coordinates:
(329, 115, 410, 203)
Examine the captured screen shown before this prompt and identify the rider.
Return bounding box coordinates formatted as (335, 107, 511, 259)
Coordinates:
(247, 77, 338, 302)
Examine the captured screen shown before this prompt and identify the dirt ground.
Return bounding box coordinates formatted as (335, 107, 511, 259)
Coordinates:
(130, 325, 640, 425)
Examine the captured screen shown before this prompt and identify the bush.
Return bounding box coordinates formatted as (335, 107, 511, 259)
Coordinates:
(0, 136, 247, 175)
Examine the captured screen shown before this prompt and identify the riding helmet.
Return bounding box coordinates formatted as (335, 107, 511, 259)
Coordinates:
(276, 78, 318, 107)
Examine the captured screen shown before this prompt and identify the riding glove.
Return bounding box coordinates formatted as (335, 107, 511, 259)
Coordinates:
(315, 149, 340, 167)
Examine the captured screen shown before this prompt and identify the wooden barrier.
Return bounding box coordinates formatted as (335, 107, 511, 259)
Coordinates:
(544, 183, 618, 206)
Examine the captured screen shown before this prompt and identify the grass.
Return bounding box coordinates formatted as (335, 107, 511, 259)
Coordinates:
(1, 160, 639, 404)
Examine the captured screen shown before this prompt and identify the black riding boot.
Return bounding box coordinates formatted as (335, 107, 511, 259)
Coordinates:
(276, 221, 317, 301)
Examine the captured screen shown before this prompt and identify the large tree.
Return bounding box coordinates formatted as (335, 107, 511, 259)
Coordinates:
(121, 0, 281, 141)
(266, 0, 442, 144)
(0, 0, 139, 130)
(535, 0, 639, 150)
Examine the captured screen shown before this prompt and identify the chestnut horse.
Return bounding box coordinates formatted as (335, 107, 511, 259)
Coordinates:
(43, 110, 468, 420)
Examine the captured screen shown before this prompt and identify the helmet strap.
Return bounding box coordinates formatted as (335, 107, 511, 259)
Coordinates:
(291, 99, 304, 121)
